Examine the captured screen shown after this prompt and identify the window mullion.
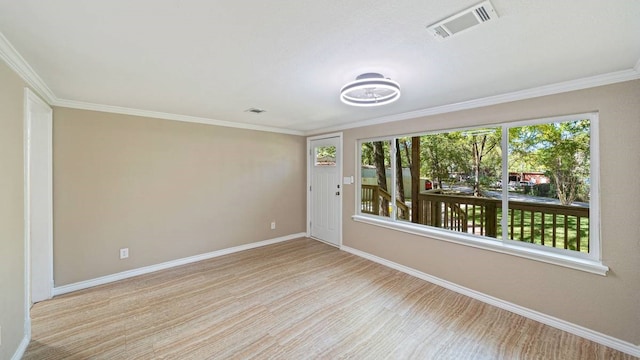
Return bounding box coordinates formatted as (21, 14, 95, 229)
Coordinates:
(390, 138, 397, 220)
(501, 126, 509, 243)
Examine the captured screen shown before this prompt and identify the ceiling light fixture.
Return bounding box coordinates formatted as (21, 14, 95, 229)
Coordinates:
(340, 73, 400, 107)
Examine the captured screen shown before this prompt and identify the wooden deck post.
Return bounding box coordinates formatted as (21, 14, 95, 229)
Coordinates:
(411, 136, 420, 223)
(485, 202, 497, 237)
(372, 187, 380, 216)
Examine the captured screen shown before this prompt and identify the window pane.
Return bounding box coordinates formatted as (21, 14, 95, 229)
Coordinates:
(315, 145, 336, 166)
(416, 128, 502, 238)
(396, 127, 502, 237)
(507, 119, 590, 253)
(360, 140, 392, 218)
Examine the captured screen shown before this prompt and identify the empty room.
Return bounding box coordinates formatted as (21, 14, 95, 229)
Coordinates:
(1, 1, 639, 359)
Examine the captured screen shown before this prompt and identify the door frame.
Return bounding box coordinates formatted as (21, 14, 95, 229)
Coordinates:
(24, 87, 53, 315)
(306, 132, 343, 247)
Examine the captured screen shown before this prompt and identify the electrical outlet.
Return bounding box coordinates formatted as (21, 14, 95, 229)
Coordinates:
(270, 221, 276, 230)
(119, 248, 129, 259)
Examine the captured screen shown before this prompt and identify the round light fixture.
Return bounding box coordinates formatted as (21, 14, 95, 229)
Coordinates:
(340, 73, 400, 107)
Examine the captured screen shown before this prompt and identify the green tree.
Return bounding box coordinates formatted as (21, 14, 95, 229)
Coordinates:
(361, 142, 374, 166)
(463, 128, 501, 197)
(509, 119, 590, 205)
(421, 132, 467, 189)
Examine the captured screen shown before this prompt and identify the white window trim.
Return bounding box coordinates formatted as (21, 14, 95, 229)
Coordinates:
(352, 214, 607, 275)
(354, 112, 607, 276)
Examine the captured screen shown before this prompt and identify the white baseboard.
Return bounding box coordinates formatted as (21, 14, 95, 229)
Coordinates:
(11, 322, 30, 360)
(340, 245, 640, 358)
(53, 233, 305, 296)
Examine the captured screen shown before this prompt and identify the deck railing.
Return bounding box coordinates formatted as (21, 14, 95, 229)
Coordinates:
(361, 186, 590, 252)
(361, 184, 409, 220)
(418, 190, 590, 252)
(416, 190, 498, 237)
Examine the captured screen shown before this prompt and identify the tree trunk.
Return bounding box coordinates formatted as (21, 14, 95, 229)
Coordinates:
(472, 136, 485, 197)
(395, 140, 405, 201)
(395, 139, 406, 219)
(410, 137, 420, 223)
(553, 167, 578, 205)
(373, 141, 389, 216)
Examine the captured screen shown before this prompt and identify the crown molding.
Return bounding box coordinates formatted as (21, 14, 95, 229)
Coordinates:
(0, 32, 56, 104)
(53, 99, 305, 135)
(305, 66, 640, 136)
(2, 27, 639, 137)
(0, 31, 302, 135)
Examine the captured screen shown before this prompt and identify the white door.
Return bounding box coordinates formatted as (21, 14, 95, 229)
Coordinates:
(25, 88, 53, 304)
(309, 136, 341, 246)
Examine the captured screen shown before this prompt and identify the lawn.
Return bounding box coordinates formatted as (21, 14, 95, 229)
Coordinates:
(462, 206, 590, 253)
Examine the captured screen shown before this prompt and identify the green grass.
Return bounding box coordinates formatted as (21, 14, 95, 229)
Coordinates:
(461, 206, 589, 253)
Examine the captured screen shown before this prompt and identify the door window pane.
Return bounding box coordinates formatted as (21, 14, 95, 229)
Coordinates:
(315, 145, 336, 166)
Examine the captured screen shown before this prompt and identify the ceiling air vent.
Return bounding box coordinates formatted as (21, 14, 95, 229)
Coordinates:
(244, 107, 266, 114)
(426, 0, 498, 41)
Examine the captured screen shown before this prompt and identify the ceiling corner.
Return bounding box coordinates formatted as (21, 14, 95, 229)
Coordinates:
(0, 31, 57, 104)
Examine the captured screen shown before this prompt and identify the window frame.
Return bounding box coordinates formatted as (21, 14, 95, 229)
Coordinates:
(353, 112, 607, 275)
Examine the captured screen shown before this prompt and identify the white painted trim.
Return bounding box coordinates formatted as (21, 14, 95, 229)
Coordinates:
(0, 32, 302, 136)
(305, 68, 640, 136)
(22, 89, 31, 358)
(11, 329, 30, 360)
(340, 245, 640, 358)
(53, 99, 305, 136)
(21, 88, 51, 360)
(1, 26, 638, 137)
(0, 33, 56, 104)
(52, 233, 305, 296)
(306, 132, 344, 247)
(350, 111, 606, 275)
(352, 214, 608, 276)
(24, 88, 54, 305)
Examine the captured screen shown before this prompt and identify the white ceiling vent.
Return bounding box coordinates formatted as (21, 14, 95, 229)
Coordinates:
(426, 1, 498, 41)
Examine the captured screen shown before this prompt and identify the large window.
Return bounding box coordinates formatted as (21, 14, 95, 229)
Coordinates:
(356, 113, 603, 272)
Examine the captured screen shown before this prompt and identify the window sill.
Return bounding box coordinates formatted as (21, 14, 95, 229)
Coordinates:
(352, 214, 609, 276)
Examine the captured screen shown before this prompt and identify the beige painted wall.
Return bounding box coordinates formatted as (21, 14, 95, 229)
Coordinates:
(53, 108, 307, 285)
(0, 61, 26, 358)
(342, 80, 640, 345)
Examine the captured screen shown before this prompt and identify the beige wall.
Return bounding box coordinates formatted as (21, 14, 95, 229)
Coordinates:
(3, 54, 638, 355)
(53, 108, 307, 285)
(342, 80, 640, 345)
(0, 61, 26, 358)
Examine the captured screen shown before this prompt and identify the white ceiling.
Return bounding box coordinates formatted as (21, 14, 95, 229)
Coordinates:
(0, 0, 639, 134)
